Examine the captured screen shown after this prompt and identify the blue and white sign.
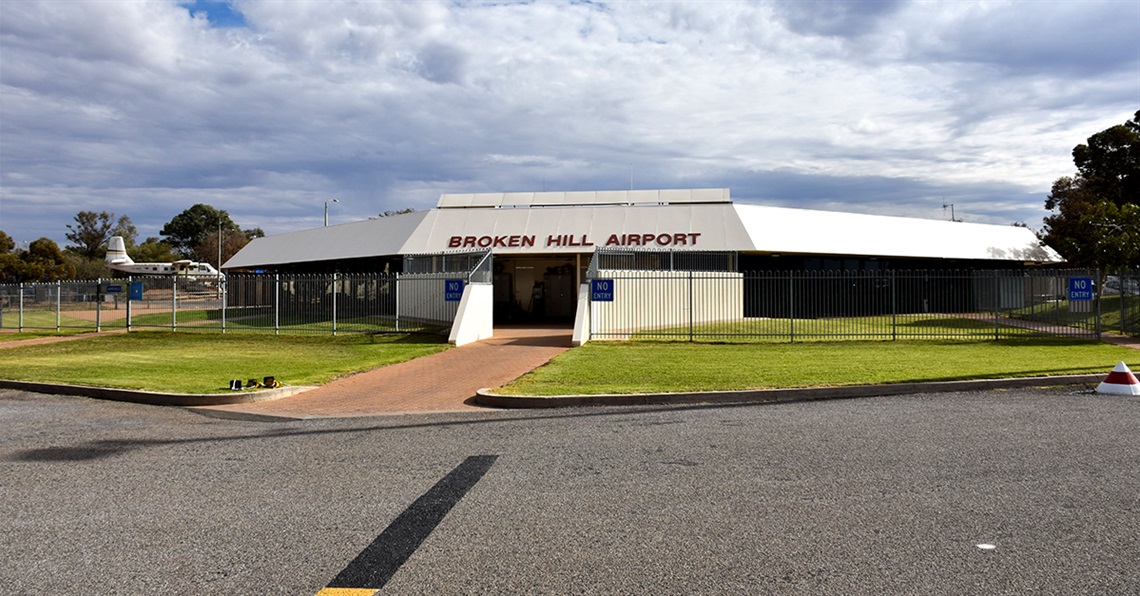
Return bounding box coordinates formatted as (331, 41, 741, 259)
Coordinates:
(591, 279, 614, 302)
(104, 284, 122, 294)
(444, 279, 465, 301)
(1068, 277, 1094, 301)
(129, 283, 144, 301)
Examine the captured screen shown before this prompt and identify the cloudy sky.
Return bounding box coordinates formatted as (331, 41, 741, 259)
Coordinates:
(1, 0, 1137, 248)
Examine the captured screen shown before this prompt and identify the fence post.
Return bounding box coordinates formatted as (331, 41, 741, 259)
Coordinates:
(220, 276, 226, 333)
(274, 274, 280, 335)
(1122, 273, 1127, 336)
(395, 273, 401, 332)
(993, 270, 1000, 340)
(1095, 267, 1102, 340)
(96, 277, 103, 333)
(891, 271, 897, 341)
(171, 276, 177, 332)
(56, 280, 62, 331)
(688, 269, 694, 342)
(332, 272, 338, 336)
(19, 282, 24, 331)
(126, 276, 132, 332)
(788, 271, 795, 343)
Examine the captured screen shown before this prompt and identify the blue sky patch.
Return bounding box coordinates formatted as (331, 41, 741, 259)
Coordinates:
(184, 1, 248, 28)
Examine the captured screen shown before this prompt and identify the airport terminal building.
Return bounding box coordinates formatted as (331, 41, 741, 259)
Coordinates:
(224, 189, 1060, 334)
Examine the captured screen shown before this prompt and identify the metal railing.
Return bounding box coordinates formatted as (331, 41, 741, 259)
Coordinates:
(404, 249, 490, 276)
(0, 271, 474, 335)
(586, 267, 1139, 342)
(588, 246, 737, 276)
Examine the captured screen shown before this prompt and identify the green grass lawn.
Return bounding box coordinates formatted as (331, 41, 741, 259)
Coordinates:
(0, 308, 115, 331)
(0, 331, 450, 393)
(630, 314, 1047, 341)
(0, 329, 96, 342)
(3, 330, 1136, 398)
(498, 339, 1140, 396)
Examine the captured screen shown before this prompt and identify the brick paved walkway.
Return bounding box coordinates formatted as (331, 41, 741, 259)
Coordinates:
(196, 326, 573, 418)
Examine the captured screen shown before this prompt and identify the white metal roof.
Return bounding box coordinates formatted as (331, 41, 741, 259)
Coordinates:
(436, 188, 731, 208)
(224, 191, 1060, 269)
(733, 204, 1057, 262)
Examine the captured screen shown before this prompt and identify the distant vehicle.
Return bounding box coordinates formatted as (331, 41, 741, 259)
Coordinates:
(105, 236, 222, 277)
(1103, 275, 1139, 296)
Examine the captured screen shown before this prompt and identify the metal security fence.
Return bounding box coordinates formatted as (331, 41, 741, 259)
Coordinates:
(586, 266, 1137, 342)
(1105, 270, 1140, 337)
(0, 271, 472, 335)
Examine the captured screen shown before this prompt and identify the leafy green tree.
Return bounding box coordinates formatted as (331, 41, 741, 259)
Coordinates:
(112, 215, 138, 248)
(1041, 111, 1140, 270)
(65, 211, 115, 259)
(133, 237, 179, 263)
(160, 204, 239, 258)
(66, 252, 114, 280)
(0, 253, 33, 283)
(194, 228, 251, 268)
(0, 230, 14, 253)
(64, 211, 137, 259)
(12, 238, 74, 281)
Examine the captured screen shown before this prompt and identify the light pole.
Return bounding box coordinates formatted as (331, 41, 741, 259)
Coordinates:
(325, 198, 339, 226)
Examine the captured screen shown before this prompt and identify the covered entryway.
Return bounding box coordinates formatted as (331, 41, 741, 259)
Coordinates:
(493, 255, 584, 325)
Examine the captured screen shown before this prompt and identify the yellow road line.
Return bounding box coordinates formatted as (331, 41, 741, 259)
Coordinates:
(315, 588, 378, 596)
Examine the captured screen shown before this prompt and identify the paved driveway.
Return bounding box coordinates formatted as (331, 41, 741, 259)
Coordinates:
(2, 386, 1136, 594)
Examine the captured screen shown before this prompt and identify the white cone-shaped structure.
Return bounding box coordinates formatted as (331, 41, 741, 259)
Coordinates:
(1096, 361, 1140, 395)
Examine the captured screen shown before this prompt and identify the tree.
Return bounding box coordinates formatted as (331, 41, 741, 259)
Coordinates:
(0, 230, 14, 253)
(112, 215, 138, 248)
(194, 228, 251, 268)
(379, 208, 416, 217)
(66, 252, 114, 280)
(65, 211, 114, 259)
(1041, 111, 1140, 270)
(5, 238, 75, 282)
(160, 204, 239, 258)
(133, 237, 179, 263)
(64, 211, 136, 259)
(0, 253, 33, 283)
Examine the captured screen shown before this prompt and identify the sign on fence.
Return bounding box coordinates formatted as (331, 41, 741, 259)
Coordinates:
(129, 283, 143, 301)
(1068, 277, 1094, 301)
(104, 284, 122, 294)
(444, 279, 465, 301)
(591, 279, 614, 302)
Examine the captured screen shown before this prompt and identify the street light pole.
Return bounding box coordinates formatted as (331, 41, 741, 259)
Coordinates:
(325, 198, 339, 226)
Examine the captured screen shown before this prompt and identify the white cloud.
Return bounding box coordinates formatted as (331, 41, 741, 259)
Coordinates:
(1, 0, 1137, 246)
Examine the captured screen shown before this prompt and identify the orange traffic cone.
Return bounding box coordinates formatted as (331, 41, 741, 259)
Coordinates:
(1096, 361, 1140, 395)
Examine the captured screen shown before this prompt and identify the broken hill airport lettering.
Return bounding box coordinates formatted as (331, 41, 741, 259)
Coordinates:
(447, 232, 702, 249)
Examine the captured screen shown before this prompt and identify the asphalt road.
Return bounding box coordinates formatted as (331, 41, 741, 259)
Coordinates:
(1, 388, 1137, 595)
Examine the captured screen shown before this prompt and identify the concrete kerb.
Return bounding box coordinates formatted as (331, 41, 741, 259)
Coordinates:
(474, 374, 1110, 409)
(0, 379, 317, 407)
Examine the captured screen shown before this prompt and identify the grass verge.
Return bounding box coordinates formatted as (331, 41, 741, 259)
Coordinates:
(0, 331, 449, 393)
(499, 339, 1139, 396)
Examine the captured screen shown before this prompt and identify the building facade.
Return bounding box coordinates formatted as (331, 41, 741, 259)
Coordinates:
(224, 189, 1060, 325)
